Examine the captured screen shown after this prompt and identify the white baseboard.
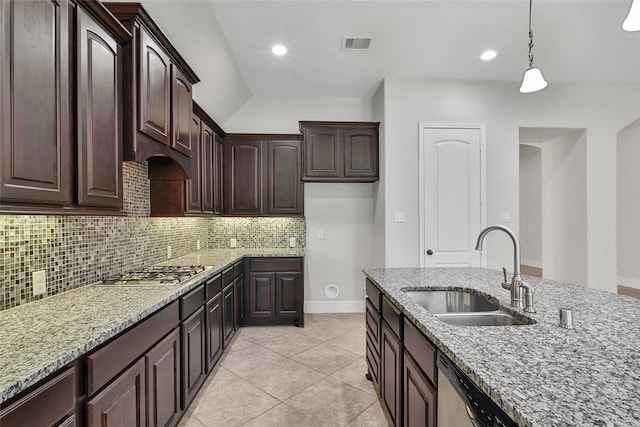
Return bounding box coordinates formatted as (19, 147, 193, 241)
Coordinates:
(617, 276, 640, 289)
(304, 300, 365, 313)
(521, 258, 542, 269)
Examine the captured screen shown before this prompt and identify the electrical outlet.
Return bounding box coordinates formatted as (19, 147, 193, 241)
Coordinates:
(289, 237, 297, 248)
(197, 239, 201, 250)
(230, 238, 237, 248)
(317, 230, 325, 240)
(32, 270, 46, 296)
(167, 245, 172, 259)
(500, 211, 512, 223)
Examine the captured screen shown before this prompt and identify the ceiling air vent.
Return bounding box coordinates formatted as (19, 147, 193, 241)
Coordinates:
(342, 36, 373, 51)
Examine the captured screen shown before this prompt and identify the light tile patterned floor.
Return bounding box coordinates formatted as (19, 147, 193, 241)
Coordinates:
(178, 313, 391, 427)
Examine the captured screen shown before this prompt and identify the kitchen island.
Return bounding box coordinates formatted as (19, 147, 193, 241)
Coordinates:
(0, 248, 303, 406)
(364, 267, 640, 427)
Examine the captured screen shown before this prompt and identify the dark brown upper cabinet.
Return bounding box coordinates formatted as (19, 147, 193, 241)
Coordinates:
(300, 121, 379, 182)
(224, 135, 303, 216)
(0, 0, 130, 214)
(76, 5, 124, 209)
(186, 103, 225, 215)
(104, 3, 200, 178)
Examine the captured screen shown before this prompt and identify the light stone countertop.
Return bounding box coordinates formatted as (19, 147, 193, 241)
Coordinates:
(0, 248, 304, 404)
(363, 267, 640, 427)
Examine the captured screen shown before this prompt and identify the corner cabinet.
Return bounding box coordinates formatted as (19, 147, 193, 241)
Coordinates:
(1, 0, 130, 214)
(104, 3, 200, 177)
(245, 258, 304, 327)
(300, 121, 379, 182)
(186, 103, 224, 215)
(224, 135, 303, 216)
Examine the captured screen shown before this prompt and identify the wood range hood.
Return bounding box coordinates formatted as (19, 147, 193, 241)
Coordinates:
(147, 156, 188, 217)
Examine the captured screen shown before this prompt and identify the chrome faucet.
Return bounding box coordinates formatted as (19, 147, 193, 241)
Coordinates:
(475, 225, 536, 313)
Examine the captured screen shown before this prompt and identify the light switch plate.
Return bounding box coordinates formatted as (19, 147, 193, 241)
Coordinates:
(317, 230, 325, 240)
(33, 270, 46, 296)
(289, 237, 297, 248)
(394, 211, 406, 223)
(230, 238, 237, 248)
(197, 240, 201, 250)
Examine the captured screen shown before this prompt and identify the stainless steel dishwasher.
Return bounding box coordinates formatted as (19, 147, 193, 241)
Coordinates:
(437, 351, 518, 427)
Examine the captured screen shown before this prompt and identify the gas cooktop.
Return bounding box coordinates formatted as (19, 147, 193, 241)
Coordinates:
(102, 265, 206, 286)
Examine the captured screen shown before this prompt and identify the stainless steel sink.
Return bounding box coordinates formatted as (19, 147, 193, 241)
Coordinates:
(434, 311, 535, 327)
(404, 290, 499, 314)
(403, 289, 535, 326)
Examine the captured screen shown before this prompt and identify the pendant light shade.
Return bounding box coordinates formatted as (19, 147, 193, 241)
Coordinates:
(623, 0, 640, 31)
(519, 0, 547, 93)
(519, 67, 548, 93)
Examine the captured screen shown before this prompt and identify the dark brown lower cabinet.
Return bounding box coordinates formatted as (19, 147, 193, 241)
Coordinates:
(146, 328, 181, 427)
(222, 283, 235, 347)
(275, 272, 302, 318)
(381, 320, 403, 426)
(206, 292, 223, 372)
(0, 365, 77, 427)
(403, 352, 436, 427)
(87, 358, 146, 427)
(234, 275, 244, 330)
(181, 308, 205, 409)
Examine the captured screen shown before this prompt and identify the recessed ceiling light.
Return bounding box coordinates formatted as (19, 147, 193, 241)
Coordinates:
(271, 44, 287, 56)
(480, 50, 498, 61)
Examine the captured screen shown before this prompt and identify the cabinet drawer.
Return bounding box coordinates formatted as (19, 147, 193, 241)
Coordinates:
(181, 285, 205, 320)
(365, 279, 381, 312)
(233, 260, 244, 278)
(365, 298, 380, 346)
(404, 319, 437, 385)
(222, 266, 234, 285)
(249, 258, 302, 272)
(382, 296, 403, 339)
(87, 301, 179, 395)
(0, 366, 75, 427)
(206, 274, 222, 301)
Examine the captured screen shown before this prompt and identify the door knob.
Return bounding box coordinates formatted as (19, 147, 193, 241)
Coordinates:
(426, 249, 433, 255)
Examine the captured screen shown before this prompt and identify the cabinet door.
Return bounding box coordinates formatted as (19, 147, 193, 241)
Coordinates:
(248, 272, 275, 320)
(185, 116, 201, 212)
(403, 352, 436, 427)
(146, 328, 181, 427)
(138, 28, 171, 145)
(87, 358, 146, 427)
(201, 123, 214, 213)
(344, 127, 378, 179)
(76, 7, 123, 208)
(267, 140, 303, 215)
(224, 140, 265, 214)
(206, 292, 223, 372)
(1, 0, 71, 205)
(275, 272, 301, 318)
(213, 135, 224, 214)
(222, 283, 235, 347)
(181, 308, 205, 409)
(381, 321, 403, 426)
(171, 65, 193, 156)
(303, 126, 341, 178)
(234, 274, 244, 330)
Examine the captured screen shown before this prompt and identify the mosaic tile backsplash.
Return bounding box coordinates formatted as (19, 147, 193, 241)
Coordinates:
(0, 162, 305, 311)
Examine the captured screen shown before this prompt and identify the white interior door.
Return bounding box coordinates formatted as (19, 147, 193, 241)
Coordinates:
(420, 125, 484, 267)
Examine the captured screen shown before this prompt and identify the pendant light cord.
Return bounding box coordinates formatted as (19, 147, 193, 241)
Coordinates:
(528, 0, 534, 68)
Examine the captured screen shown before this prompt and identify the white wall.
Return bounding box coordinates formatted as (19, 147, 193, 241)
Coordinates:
(379, 77, 640, 292)
(127, 0, 252, 123)
(372, 82, 386, 267)
(519, 144, 542, 268)
(617, 119, 640, 289)
(541, 132, 587, 286)
(223, 96, 375, 312)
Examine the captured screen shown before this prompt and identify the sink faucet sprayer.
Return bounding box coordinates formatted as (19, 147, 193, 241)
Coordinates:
(475, 225, 536, 313)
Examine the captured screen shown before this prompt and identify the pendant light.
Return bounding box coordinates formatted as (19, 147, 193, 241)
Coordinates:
(519, 0, 548, 93)
(623, 0, 640, 31)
